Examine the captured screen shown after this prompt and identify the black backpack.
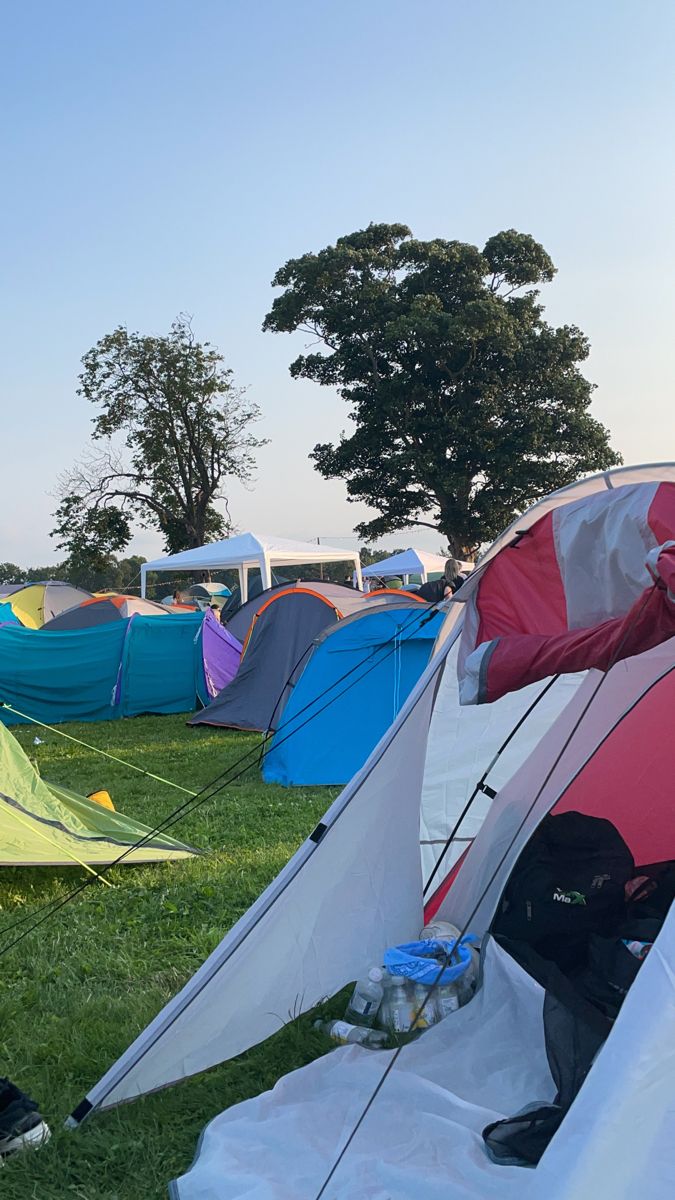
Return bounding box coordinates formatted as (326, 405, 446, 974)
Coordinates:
(492, 812, 635, 973)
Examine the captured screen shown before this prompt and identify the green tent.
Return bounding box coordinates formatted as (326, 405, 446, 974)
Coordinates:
(0, 723, 196, 869)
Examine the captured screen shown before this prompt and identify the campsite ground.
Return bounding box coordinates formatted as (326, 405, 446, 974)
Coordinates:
(0, 715, 343, 1198)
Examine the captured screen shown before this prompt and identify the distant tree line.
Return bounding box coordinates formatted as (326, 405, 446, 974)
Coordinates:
(0, 555, 149, 594)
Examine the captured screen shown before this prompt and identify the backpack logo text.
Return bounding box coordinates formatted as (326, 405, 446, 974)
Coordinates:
(552, 888, 587, 906)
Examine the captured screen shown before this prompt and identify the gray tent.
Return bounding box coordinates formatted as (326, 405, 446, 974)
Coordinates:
(191, 582, 368, 733)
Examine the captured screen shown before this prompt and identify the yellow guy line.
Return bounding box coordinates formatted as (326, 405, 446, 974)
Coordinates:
(0, 704, 197, 797)
(0, 799, 113, 886)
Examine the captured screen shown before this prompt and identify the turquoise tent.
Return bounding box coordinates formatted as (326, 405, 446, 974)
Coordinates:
(0, 601, 20, 627)
(0, 613, 205, 726)
(262, 604, 443, 786)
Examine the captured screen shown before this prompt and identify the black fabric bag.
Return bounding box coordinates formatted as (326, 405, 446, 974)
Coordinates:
(483, 937, 613, 1166)
(626, 859, 675, 921)
(573, 917, 661, 1020)
(492, 812, 634, 973)
(483, 1103, 565, 1168)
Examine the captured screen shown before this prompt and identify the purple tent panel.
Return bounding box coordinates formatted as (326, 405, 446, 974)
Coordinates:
(202, 609, 243, 699)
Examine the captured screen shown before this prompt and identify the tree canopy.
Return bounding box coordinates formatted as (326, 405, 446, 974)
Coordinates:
(264, 224, 621, 555)
(53, 316, 266, 562)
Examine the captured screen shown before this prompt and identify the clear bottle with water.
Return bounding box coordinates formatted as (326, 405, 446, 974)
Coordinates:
(436, 982, 460, 1020)
(313, 1019, 388, 1048)
(344, 967, 384, 1027)
(383, 974, 412, 1033)
(411, 982, 438, 1029)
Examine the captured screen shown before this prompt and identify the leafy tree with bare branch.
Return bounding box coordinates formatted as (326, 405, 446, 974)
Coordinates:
(52, 317, 266, 564)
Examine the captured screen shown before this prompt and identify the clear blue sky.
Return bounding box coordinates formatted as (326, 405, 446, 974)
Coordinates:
(3, 0, 674, 565)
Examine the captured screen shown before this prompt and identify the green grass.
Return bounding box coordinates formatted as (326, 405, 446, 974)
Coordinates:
(0, 715, 344, 1198)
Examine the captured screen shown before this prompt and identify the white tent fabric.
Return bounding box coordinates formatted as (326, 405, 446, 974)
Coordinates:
(71, 657, 440, 1115)
(419, 635, 584, 885)
(360, 548, 473, 584)
(169, 939, 555, 1200)
(172, 908, 675, 1200)
(140, 533, 362, 601)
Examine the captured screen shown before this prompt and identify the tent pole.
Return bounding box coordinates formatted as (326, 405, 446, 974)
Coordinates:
(354, 556, 363, 592)
(140, 565, 147, 598)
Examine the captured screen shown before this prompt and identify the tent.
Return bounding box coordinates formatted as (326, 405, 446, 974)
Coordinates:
(0, 720, 194, 867)
(43, 594, 171, 631)
(0, 601, 20, 627)
(221, 582, 294, 642)
(262, 602, 444, 785)
(218, 573, 289, 622)
(361, 548, 474, 585)
(190, 583, 367, 733)
(0, 612, 205, 726)
(200, 609, 243, 700)
(141, 533, 363, 602)
(3, 582, 92, 628)
(70, 465, 675, 1199)
(187, 583, 232, 599)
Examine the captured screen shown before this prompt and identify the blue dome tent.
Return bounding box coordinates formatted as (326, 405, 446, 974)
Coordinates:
(262, 602, 443, 786)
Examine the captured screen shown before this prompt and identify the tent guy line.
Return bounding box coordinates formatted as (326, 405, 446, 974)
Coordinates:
(310, 580, 659, 1200)
(0, 600, 444, 957)
(0, 791, 113, 886)
(0, 704, 198, 797)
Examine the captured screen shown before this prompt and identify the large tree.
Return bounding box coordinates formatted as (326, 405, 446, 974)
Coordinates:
(264, 225, 621, 556)
(53, 316, 265, 558)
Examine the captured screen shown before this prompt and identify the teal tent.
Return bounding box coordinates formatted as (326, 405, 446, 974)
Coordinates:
(0, 613, 205, 726)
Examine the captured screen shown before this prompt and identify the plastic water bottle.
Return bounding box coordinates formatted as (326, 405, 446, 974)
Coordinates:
(344, 967, 384, 1027)
(384, 974, 413, 1033)
(411, 982, 438, 1029)
(436, 982, 460, 1020)
(313, 1019, 388, 1048)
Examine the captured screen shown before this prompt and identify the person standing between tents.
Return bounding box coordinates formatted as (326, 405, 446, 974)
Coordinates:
(416, 559, 462, 603)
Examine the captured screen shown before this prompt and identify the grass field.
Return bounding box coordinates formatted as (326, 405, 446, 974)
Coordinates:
(0, 714, 343, 1198)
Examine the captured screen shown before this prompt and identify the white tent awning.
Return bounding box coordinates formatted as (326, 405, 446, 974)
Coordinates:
(361, 548, 473, 584)
(140, 533, 362, 600)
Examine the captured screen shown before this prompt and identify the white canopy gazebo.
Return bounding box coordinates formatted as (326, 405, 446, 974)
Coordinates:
(141, 533, 362, 602)
(360, 548, 473, 587)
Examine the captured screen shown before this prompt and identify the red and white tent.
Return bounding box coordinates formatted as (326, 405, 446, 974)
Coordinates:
(457, 477, 675, 704)
(70, 465, 675, 1200)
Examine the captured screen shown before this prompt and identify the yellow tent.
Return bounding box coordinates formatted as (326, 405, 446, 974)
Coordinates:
(0, 723, 196, 867)
(4, 582, 92, 629)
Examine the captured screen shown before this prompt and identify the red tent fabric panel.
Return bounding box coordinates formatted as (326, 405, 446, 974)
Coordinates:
(647, 482, 675, 545)
(423, 845, 471, 923)
(553, 664, 675, 866)
(474, 511, 568, 647)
